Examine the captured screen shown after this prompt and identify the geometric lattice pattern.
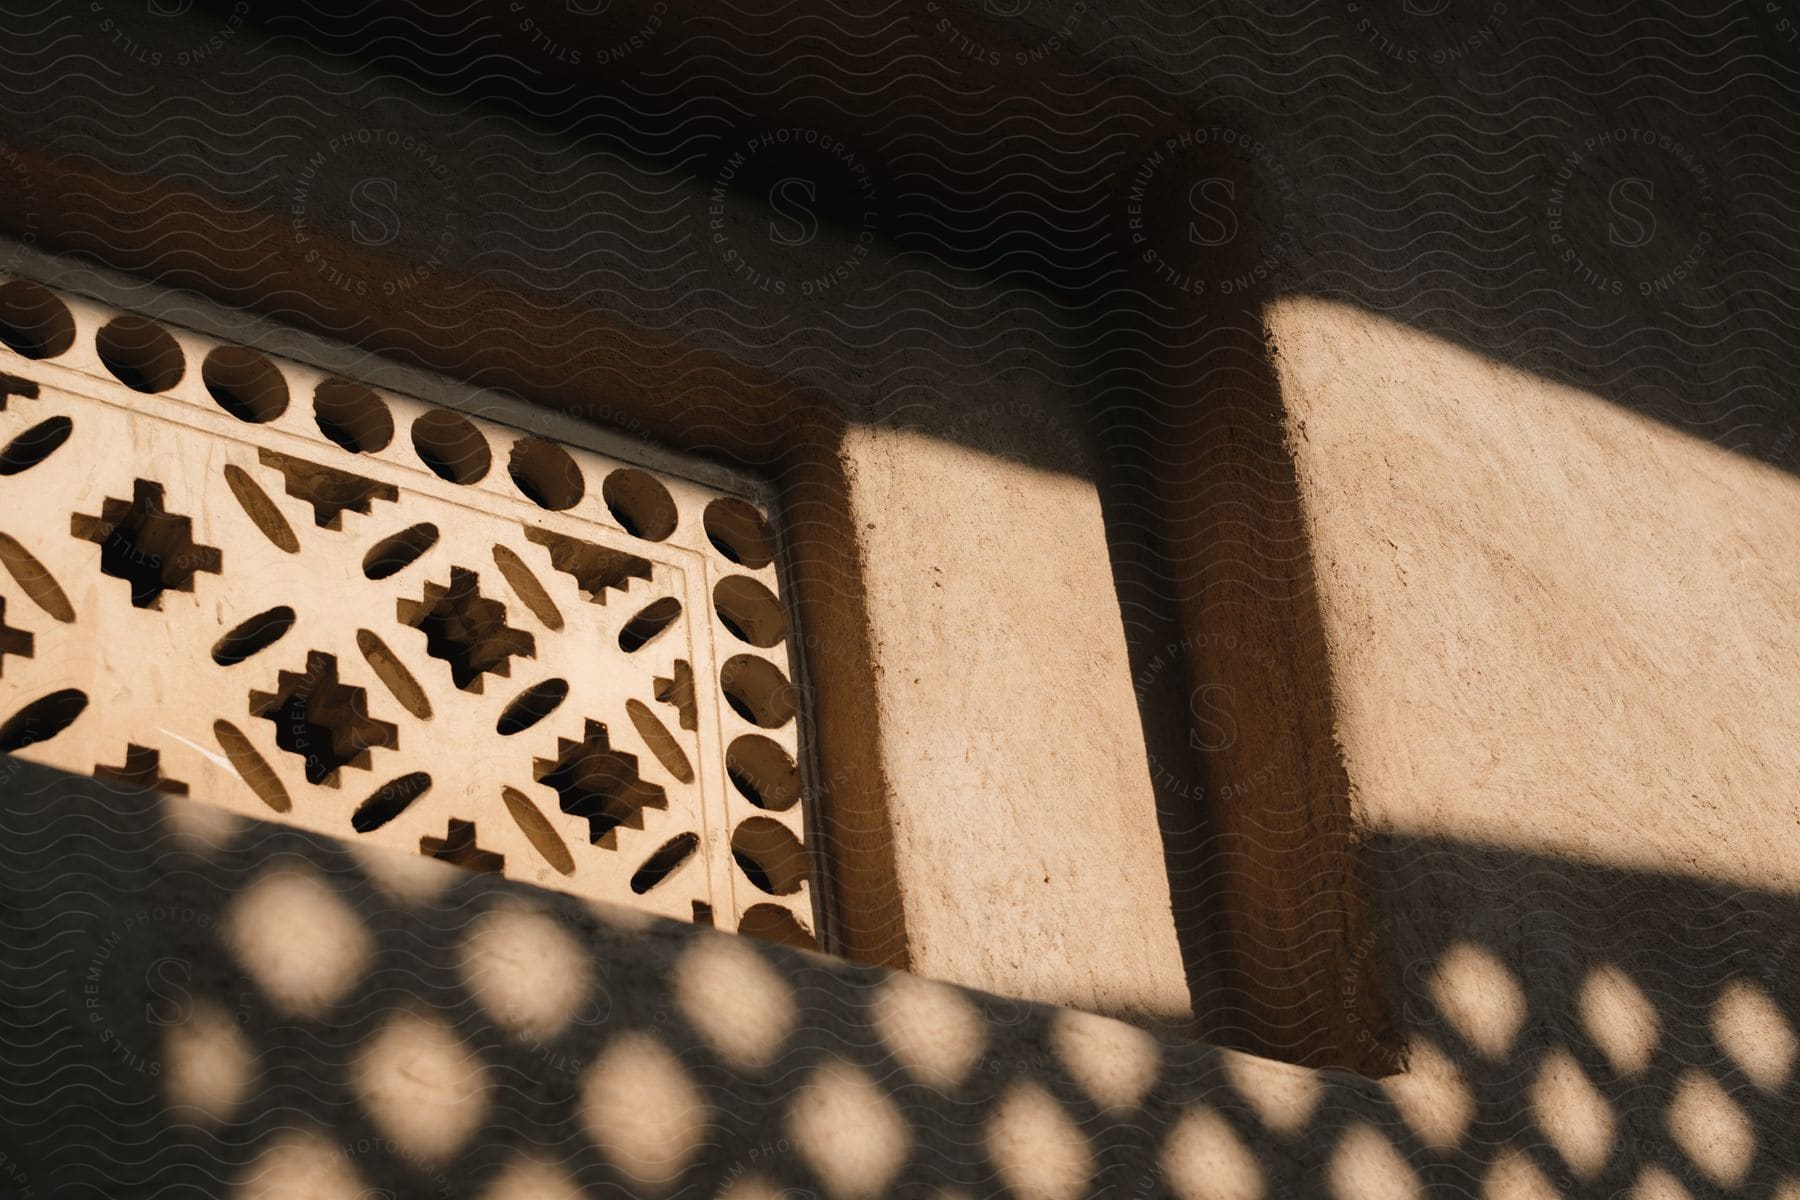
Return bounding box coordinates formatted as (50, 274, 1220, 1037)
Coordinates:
(0, 276, 814, 947)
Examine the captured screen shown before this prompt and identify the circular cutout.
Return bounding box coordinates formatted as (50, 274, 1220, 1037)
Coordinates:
(508, 437, 584, 511)
(96, 316, 185, 393)
(314, 379, 394, 453)
(602, 469, 677, 541)
(731, 817, 809, 895)
(703, 497, 775, 568)
(0, 281, 75, 360)
(411, 410, 491, 484)
(720, 654, 796, 728)
(202, 346, 288, 423)
(726, 734, 800, 811)
(738, 904, 817, 951)
(713, 575, 787, 647)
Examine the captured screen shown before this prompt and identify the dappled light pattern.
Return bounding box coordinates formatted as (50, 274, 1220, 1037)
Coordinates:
(1329, 1124, 1423, 1200)
(351, 838, 463, 905)
(1222, 1048, 1323, 1137)
(1626, 1164, 1693, 1200)
(1482, 1147, 1561, 1200)
(1667, 1070, 1754, 1187)
(1161, 1107, 1262, 1200)
(1531, 1047, 1616, 1181)
(1050, 1008, 1159, 1112)
(985, 1083, 1093, 1200)
(224, 865, 372, 1019)
(1430, 942, 1527, 1063)
(870, 972, 986, 1092)
(460, 899, 595, 1042)
(1382, 1038, 1473, 1152)
(1581, 964, 1661, 1078)
(1712, 979, 1796, 1094)
(161, 998, 254, 1126)
(789, 1062, 910, 1200)
(352, 1007, 491, 1161)
(581, 1033, 708, 1191)
(237, 1131, 370, 1200)
(4, 767, 1800, 1197)
(674, 933, 795, 1069)
(481, 1154, 586, 1200)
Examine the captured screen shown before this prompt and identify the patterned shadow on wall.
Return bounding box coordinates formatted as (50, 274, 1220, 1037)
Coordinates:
(0, 761, 1795, 1198)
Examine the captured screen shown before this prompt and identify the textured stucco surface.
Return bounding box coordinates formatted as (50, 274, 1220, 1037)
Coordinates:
(843, 424, 1190, 1023)
(1269, 296, 1800, 892)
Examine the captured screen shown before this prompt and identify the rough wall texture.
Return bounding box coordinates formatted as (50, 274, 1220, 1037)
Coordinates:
(1270, 297, 1800, 894)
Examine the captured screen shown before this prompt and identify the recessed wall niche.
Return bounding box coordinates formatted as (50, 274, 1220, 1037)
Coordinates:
(0, 276, 816, 949)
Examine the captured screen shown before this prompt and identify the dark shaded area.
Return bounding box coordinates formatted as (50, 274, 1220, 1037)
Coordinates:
(0, 761, 1796, 1196)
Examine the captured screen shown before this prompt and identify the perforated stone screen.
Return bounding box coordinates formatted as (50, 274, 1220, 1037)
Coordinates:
(0, 277, 816, 949)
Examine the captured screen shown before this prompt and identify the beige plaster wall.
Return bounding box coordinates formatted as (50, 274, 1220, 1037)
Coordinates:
(1260, 296, 1800, 1191)
(842, 424, 1191, 1024)
(1268, 296, 1800, 893)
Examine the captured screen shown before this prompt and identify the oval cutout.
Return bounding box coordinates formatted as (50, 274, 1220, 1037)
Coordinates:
(0, 281, 76, 360)
(96, 316, 185, 393)
(726, 734, 799, 811)
(602, 469, 677, 541)
(352, 771, 432, 833)
(356, 629, 432, 721)
(362, 522, 439, 580)
(630, 832, 699, 894)
(627, 699, 693, 784)
(0, 415, 72, 475)
(731, 816, 808, 896)
(703, 497, 775, 568)
(720, 654, 796, 728)
(202, 346, 289, 423)
(223, 464, 300, 554)
(738, 903, 818, 952)
(492, 544, 562, 631)
(618, 597, 682, 653)
(411, 410, 490, 484)
(0, 533, 73, 623)
(496, 678, 568, 736)
(314, 379, 393, 453)
(213, 719, 290, 813)
(0, 688, 88, 752)
(502, 786, 575, 876)
(508, 437, 584, 511)
(211, 605, 296, 667)
(713, 575, 787, 647)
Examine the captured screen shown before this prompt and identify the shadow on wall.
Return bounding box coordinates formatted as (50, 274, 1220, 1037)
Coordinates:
(1, 758, 1797, 1198)
(0, 0, 1794, 1075)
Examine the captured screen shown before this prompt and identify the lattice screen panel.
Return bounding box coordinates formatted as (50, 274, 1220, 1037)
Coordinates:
(0, 277, 815, 949)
